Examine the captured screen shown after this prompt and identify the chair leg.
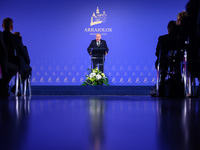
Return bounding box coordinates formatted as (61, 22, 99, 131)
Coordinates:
(15, 73, 24, 96)
(156, 65, 160, 96)
(19, 74, 23, 96)
(183, 68, 188, 96)
(15, 72, 19, 96)
(23, 76, 32, 96)
(188, 74, 192, 96)
(28, 77, 32, 96)
(192, 77, 196, 96)
(24, 79, 27, 96)
(183, 49, 188, 97)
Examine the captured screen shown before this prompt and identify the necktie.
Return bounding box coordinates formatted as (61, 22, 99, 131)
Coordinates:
(97, 42, 100, 47)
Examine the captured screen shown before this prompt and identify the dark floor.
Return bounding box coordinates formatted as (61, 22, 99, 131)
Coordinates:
(0, 96, 200, 150)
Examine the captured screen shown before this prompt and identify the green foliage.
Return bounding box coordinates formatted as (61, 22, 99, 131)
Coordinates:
(81, 67, 110, 86)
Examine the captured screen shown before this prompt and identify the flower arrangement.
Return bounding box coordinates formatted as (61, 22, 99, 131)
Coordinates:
(82, 67, 109, 86)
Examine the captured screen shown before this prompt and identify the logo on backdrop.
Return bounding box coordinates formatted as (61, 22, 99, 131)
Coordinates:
(90, 7, 107, 26)
(84, 7, 112, 36)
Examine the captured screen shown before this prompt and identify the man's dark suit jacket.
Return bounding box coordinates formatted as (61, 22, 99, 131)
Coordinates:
(3, 30, 18, 62)
(87, 39, 109, 56)
(155, 34, 177, 70)
(2, 30, 29, 74)
(0, 31, 8, 76)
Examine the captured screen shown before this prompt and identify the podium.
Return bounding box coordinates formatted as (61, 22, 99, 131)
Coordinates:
(90, 49, 106, 72)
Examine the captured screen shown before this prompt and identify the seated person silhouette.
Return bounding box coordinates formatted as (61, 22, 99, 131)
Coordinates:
(0, 18, 20, 96)
(178, 0, 200, 96)
(87, 33, 109, 73)
(10, 32, 32, 94)
(155, 21, 178, 95)
(0, 18, 29, 96)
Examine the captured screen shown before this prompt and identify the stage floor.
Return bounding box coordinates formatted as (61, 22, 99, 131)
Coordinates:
(0, 96, 200, 150)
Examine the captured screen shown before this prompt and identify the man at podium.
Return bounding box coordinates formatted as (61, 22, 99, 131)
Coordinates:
(87, 33, 109, 72)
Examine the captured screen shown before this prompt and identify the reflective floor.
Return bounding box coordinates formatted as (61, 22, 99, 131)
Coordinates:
(0, 96, 200, 150)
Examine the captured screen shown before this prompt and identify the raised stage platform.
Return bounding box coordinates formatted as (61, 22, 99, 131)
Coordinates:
(31, 86, 152, 95)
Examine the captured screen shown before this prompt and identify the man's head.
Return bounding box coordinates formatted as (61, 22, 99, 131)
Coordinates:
(167, 20, 177, 35)
(177, 11, 188, 25)
(2, 18, 13, 31)
(96, 33, 101, 42)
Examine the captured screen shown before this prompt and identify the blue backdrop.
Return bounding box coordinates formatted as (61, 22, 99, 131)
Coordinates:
(0, 0, 188, 85)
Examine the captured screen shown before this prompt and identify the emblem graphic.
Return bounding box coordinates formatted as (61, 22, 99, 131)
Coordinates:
(90, 7, 107, 26)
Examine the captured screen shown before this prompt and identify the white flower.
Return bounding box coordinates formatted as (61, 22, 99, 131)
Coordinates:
(90, 72, 96, 78)
(96, 74, 102, 80)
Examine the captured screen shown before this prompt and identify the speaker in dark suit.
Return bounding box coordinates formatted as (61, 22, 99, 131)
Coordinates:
(87, 33, 109, 72)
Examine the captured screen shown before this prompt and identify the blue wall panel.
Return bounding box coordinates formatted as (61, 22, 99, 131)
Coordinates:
(0, 0, 188, 85)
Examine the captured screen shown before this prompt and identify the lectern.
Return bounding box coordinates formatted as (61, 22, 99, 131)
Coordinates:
(91, 48, 106, 72)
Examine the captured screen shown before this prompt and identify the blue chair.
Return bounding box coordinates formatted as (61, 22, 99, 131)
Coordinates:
(15, 73, 31, 96)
